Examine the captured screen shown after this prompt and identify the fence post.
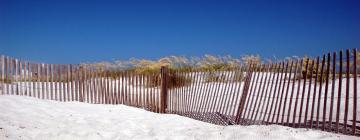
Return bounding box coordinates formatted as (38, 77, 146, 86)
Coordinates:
(160, 66, 169, 113)
(235, 63, 254, 124)
(1, 56, 3, 94)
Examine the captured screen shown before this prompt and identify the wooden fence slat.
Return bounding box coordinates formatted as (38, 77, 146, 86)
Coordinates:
(40, 63, 43, 99)
(17, 59, 20, 95)
(61, 65, 64, 101)
(44, 64, 47, 99)
(315, 56, 326, 129)
(65, 65, 69, 102)
(220, 70, 235, 115)
(60, 64, 63, 101)
(80, 66, 84, 102)
(172, 71, 177, 113)
(9, 58, 13, 95)
(141, 74, 144, 107)
(292, 60, 304, 127)
(322, 53, 331, 130)
(95, 68, 99, 103)
(189, 70, 199, 112)
(328, 52, 336, 132)
(258, 64, 275, 123)
(207, 70, 221, 113)
(131, 72, 134, 106)
(127, 72, 132, 106)
(281, 61, 294, 124)
(103, 71, 107, 104)
(15, 59, 18, 95)
(343, 49, 350, 133)
(115, 72, 119, 104)
(217, 69, 232, 113)
(298, 58, 309, 127)
(49, 64, 53, 100)
(222, 70, 232, 114)
(310, 57, 320, 128)
(198, 70, 208, 113)
(210, 71, 221, 112)
(183, 70, 193, 113)
(134, 74, 138, 106)
(140, 73, 143, 107)
(196, 70, 207, 113)
(352, 48, 357, 135)
(58, 65, 62, 101)
(24, 61, 27, 96)
(119, 72, 123, 104)
(122, 71, 127, 105)
(90, 67, 94, 103)
(81, 65, 84, 102)
(102, 71, 106, 104)
(61, 65, 65, 101)
(251, 64, 269, 122)
(272, 62, 285, 123)
(243, 65, 261, 120)
(107, 72, 111, 104)
(22, 60, 25, 96)
(8, 57, 11, 95)
(235, 64, 254, 124)
(40, 63, 43, 98)
(55, 64, 59, 101)
(18, 60, 22, 96)
(229, 66, 243, 116)
(190, 70, 201, 112)
(190, 69, 200, 113)
(249, 64, 265, 120)
(123, 71, 127, 105)
(52, 64, 55, 100)
(10, 58, 13, 95)
(102, 70, 105, 104)
(304, 59, 314, 127)
(286, 60, 300, 126)
(262, 64, 278, 123)
(1, 56, 3, 95)
(75, 65, 79, 102)
(147, 74, 151, 111)
(223, 69, 239, 115)
(38, 63, 41, 98)
(69, 65, 73, 101)
(112, 72, 116, 104)
(180, 71, 186, 113)
(152, 73, 157, 112)
(335, 50, 343, 133)
(5, 57, 8, 95)
(276, 62, 289, 124)
(179, 71, 185, 113)
(199, 70, 211, 113)
(134, 73, 138, 107)
(267, 63, 282, 124)
(13, 59, 16, 95)
(141, 73, 145, 107)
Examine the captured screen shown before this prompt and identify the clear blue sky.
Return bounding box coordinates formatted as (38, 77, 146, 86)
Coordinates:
(0, 0, 359, 64)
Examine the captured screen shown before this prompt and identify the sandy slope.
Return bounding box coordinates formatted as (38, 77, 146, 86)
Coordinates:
(0, 95, 357, 140)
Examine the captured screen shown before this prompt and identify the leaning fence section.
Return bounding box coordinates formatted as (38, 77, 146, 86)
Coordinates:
(0, 48, 359, 136)
(168, 48, 359, 136)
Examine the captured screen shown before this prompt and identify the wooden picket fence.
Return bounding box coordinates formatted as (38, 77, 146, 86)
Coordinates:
(0, 48, 359, 136)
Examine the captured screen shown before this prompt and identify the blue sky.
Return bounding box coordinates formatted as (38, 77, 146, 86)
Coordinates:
(0, 0, 359, 64)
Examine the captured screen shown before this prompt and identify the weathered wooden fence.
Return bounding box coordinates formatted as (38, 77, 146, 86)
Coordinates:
(0, 48, 359, 136)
